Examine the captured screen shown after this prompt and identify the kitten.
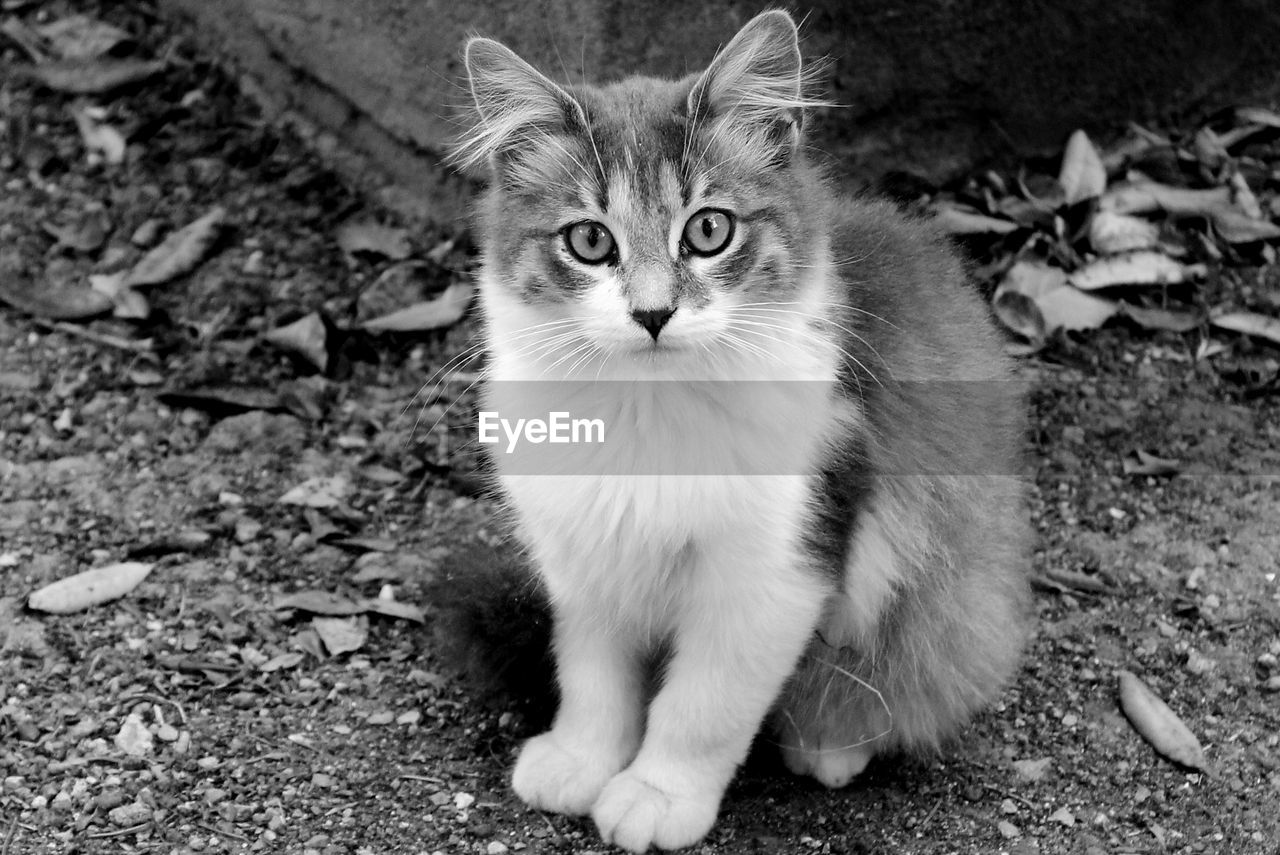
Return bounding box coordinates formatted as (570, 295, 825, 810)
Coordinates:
(452, 10, 1031, 852)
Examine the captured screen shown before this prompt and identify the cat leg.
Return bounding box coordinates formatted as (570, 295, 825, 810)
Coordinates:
(592, 539, 829, 852)
(512, 602, 644, 815)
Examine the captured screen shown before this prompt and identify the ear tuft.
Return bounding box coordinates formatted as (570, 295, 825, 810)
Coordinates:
(451, 37, 580, 176)
(687, 10, 823, 159)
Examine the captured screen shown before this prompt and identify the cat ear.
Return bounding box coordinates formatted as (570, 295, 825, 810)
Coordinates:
(454, 37, 584, 175)
(687, 11, 807, 155)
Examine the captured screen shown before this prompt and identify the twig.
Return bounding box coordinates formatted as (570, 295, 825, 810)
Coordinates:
(198, 822, 248, 842)
(398, 774, 446, 785)
(916, 795, 945, 832)
(983, 783, 1037, 809)
(1, 813, 18, 855)
(87, 822, 152, 838)
(41, 320, 154, 353)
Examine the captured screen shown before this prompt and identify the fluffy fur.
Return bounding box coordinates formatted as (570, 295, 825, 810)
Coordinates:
(452, 10, 1031, 852)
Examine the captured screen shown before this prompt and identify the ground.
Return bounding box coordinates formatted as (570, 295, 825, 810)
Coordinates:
(2, 3, 1280, 855)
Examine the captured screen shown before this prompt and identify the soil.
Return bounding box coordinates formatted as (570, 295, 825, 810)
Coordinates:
(2, 3, 1279, 855)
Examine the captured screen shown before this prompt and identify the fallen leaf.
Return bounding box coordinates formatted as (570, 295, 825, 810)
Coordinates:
(1087, 210, 1160, 255)
(1121, 303, 1203, 333)
(43, 207, 111, 252)
(35, 14, 132, 60)
(336, 220, 412, 260)
(27, 561, 154, 613)
(1234, 106, 1280, 128)
(312, 616, 367, 656)
(929, 200, 1018, 235)
(1211, 311, 1280, 346)
(279, 475, 351, 508)
(265, 312, 330, 373)
(1229, 172, 1263, 220)
(69, 103, 126, 165)
(25, 59, 165, 94)
(1118, 670, 1207, 770)
(0, 279, 112, 322)
(1191, 127, 1228, 174)
(359, 597, 426, 624)
(1123, 450, 1183, 476)
(273, 590, 364, 616)
(362, 281, 472, 333)
(993, 261, 1118, 340)
(1059, 130, 1107, 204)
(1100, 180, 1232, 217)
(1210, 208, 1280, 244)
(1068, 251, 1205, 291)
(259, 651, 305, 673)
(125, 207, 226, 288)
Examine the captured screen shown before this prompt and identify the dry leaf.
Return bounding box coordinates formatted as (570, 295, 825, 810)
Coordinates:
(359, 597, 426, 624)
(362, 281, 472, 333)
(1123, 450, 1183, 476)
(27, 561, 154, 613)
(35, 14, 132, 60)
(278, 475, 351, 508)
(264, 312, 329, 373)
(993, 261, 1118, 340)
(312, 616, 368, 656)
(273, 590, 364, 615)
(1100, 180, 1232, 217)
(1118, 670, 1207, 771)
(1211, 311, 1280, 346)
(1210, 208, 1280, 244)
(1120, 303, 1203, 333)
(70, 103, 126, 165)
(1059, 130, 1107, 205)
(929, 200, 1018, 235)
(125, 207, 226, 288)
(0, 275, 113, 320)
(1229, 172, 1263, 220)
(259, 651, 306, 673)
(1191, 127, 1228, 173)
(1087, 210, 1160, 255)
(25, 59, 165, 94)
(1068, 251, 1205, 290)
(1235, 106, 1280, 128)
(336, 220, 412, 260)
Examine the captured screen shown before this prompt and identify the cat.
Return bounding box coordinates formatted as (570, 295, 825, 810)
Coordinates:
(451, 10, 1031, 852)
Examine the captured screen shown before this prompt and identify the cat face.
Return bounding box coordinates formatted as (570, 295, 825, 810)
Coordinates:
(457, 17, 830, 365)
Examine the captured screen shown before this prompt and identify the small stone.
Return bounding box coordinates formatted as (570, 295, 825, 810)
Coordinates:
(1185, 650, 1216, 675)
(454, 792, 475, 810)
(1000, 798, 1018, 814)
(1258, 652, 1278, 670)
(95, 788, 126, 811)
(51, 791, 73, 811)
(131, 219, 162, 247)
(1049, 807, 1076, 826)
(487, 842, 509, 855)
(203, 788, 228, 805)
(1061, 713, 1079, 727)
(396, 710, 421, 725)
(155, 723, 179, 742)
(998, 820, 1020, 839)
(30, 795, 47, 810)
(1263, 676, 1280, 693)
(108, 802, 153, 826)
(243, 250, 265, 275)
(1011, 757, 1051, 782)
(366, 711, 394, 725)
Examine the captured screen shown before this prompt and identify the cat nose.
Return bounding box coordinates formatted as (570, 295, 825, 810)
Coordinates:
(630, 307, 675, 340)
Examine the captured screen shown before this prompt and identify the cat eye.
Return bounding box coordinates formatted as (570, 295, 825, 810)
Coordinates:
(563, 221, 616, 264)
(682, 209, 734, 256)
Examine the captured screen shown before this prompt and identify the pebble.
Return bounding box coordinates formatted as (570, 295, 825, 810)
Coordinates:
(203, 787, 228, 805)
(998, 820, 1020, 839)
(155, 723, 180, 742)
(108, 802, 153, 826)
(487, 843, 509, 855)
(454, 793, 475, 810)
(1264, 676, 1280, 693)
(131, 219, 162, 246)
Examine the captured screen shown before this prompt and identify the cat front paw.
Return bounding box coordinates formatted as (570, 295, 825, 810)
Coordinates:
(592, 767, 719, 853)
(511, 733, 620, 816)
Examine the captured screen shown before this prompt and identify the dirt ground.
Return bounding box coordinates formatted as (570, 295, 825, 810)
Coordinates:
(2, 3, 1280, 855)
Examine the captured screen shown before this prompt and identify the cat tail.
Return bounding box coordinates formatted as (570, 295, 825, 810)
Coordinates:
(424, 538, 557, 725)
